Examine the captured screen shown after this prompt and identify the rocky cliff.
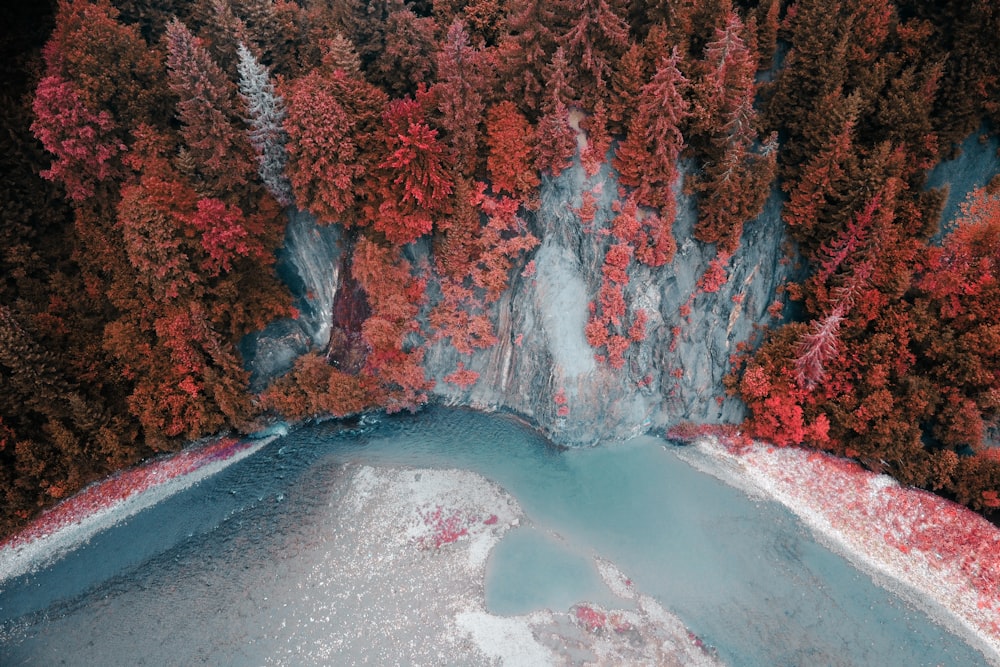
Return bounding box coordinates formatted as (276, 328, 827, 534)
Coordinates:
(244, 147, 801, 445)
(420, 155, 798, 444)
(243, 130, 1000, 446)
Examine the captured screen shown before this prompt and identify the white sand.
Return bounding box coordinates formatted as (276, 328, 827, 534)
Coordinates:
(286, 464, 723, 666)
(0, 436, 275, 584)
(684, 437, 1000, 666)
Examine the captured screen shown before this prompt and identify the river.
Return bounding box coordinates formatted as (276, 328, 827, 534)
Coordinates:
(0, 407, 989, 665)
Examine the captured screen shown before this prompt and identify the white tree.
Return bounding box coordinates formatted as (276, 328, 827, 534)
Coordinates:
(236, 43, 293, 206)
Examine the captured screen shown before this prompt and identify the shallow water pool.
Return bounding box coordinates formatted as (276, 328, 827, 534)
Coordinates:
(0, 407, 990, 666)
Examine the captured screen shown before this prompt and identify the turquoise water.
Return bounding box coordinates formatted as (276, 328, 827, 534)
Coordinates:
(0, 406, 990, 666)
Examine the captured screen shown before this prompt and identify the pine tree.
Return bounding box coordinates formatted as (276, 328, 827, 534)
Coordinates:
(485, 101, 539, 198)
(494, 0, 566, 113)
(236, 43, 293, 206)
(43, 0, 168, 130)
(534, 48, 578, 177)
(782, 103, 859, 254)
(690, 12, 776, 253)
(282, 68, 387, 223)
(375, 98, 454, 245)
(558, 0, 631, 101)
(613, 48, 688, 212)
(320, 32, 362, 75)
(608, 42, 647, 134)
(435, 20, 487, 176)
(164, 19, 254, 198)
(371, 5, 438, 98)
(689, 9, 756, 150)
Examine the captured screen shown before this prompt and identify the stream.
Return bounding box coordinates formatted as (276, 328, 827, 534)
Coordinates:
(0, 407, 988, 666)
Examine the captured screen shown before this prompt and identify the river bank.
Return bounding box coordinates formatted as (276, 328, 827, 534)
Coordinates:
(2, 409, 997, 665)
(682, 436, 1000, 665)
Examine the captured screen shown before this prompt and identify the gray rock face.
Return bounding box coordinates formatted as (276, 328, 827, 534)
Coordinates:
(423, 155, 799, 446)
(246, 129, 1000, 446)
(925, 127, 1000, 240)
(241, 209, 343, 389)
(241, 317, 312, 392)
(246, 156, 800, 445)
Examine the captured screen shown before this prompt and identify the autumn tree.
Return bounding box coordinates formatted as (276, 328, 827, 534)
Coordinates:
(371, 5, 438, 98)
(320, 32, 363, 75)
(557, 0, 630, 101)
(607, 42, 647, 134)
(494, 0, 567, 113)
(372, 97, 454, 245)
(350, 236, 433, 412)
(690, 12, 776, 254)
(434, 19, 487, 176)
(781, 100, 860, 255)
(260, 351, 375, 420)
(613, 48, 688, 214)
(31, 76, 125, 202)
(43, 0, 169, 130)
(688, 11, 756, 146)
(231, 0, 311, 76)
(534, 47, 578, 177)
(485, 101, 539, 199)
(164, 18, 255, 199)
(471, 192, 539, 302)
(282, 67, 387, 223)
(914, 188, 1000, 451)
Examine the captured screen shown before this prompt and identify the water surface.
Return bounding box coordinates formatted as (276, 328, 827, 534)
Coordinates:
(0, 407, 989, 666)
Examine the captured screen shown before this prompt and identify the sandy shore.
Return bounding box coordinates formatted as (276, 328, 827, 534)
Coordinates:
(262, 463, 723, 666)
(6, 424, 1000, 665)
(0, 435, 276, 584)
(683, 437, 1000, 667)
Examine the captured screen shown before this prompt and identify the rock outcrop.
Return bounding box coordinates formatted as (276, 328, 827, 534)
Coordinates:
(422, 155, 799, 444)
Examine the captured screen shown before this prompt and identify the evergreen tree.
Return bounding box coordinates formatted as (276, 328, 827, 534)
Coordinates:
(613, 48, 688, 213)
(236, 43, 293, 206)
(434, 20, 487, 176)
(164, 18, 254, 198)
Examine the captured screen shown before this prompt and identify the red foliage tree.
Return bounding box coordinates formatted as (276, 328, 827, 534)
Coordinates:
(429, 279, 498, 355)
(557, 0, 630, 99)
(608, 42, 647, 134)
(261, 352, 374, 420)
(689, 10, 757, 142)
(188, 197, 271, 276)
(782, 101, 859, 253)
(374, 98, 454, 245)
(282, 68, 387, 223)
(472, 193, 540, 302)
(494, 0, 566, 112)
(794, 305, 845, 390)
(351, 236, 433, 412)
(444, 362, 480, 389)
(42, 0, 168, 130)
(690, 12, 776, 254)
(31, 76, 124, 202)
(434, 20, 487, 176)
(371, 6, 438, 98)
(485, 101, 539, 199)
(613, 49, 688, 213)
(164, 19, 254, 199)
(533, 47, 579, 177)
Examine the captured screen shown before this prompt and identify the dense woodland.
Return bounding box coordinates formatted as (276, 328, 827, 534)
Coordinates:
(2, 0, 1000, 537)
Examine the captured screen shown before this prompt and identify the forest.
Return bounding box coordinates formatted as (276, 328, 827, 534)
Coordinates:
(2, 0, 1000, 538)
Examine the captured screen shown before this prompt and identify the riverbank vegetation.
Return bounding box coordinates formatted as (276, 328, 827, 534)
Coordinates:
(2, 0, 999, 536)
